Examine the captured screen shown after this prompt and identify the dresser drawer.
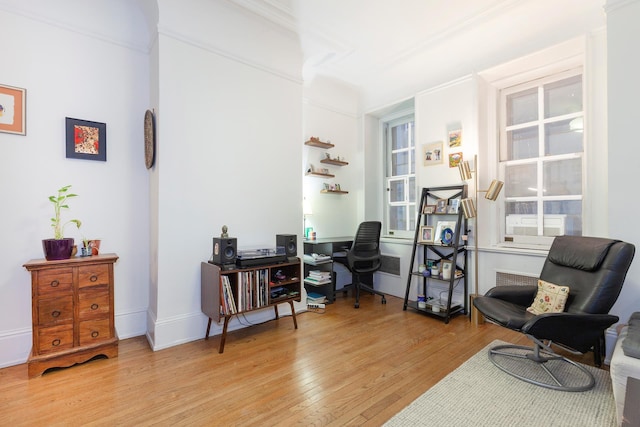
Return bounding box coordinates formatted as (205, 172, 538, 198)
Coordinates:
(78, 264, 110, 288)
(37, 296, 73, 326)
(79, 319, 112, 345)
(78, 285, 110, 320)
(37, 324, 74, 354)
(36, 268, 73, 296)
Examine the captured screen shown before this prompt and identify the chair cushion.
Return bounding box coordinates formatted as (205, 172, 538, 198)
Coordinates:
(526, 279, 570, 315)
(473, 296, 536, 330)
(547, 236, 618, 271)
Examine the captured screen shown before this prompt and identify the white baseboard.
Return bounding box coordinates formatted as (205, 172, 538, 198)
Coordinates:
(0, 327, 31, 369)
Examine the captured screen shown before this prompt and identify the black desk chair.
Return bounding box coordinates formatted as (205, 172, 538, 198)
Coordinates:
(339, 221, 386, 308)
(474, 235, 635, 391)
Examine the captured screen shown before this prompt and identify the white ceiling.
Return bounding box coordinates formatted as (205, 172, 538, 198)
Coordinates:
(235, 0, 607, 106)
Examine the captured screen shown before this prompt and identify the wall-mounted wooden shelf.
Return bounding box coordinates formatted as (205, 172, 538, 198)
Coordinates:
(321, 189, 349, 194)
(306, 171, 335, 178)
(305, 139, 334, 149)
(320, 158, 348, 166)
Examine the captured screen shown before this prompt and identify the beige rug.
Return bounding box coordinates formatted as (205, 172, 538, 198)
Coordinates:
(385, 340, 616, 427)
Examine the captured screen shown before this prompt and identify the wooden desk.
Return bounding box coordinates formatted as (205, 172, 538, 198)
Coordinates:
(303, 237, 353, 302)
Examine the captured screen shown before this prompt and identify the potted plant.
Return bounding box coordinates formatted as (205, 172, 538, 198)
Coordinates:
(42, 185, 82, 260)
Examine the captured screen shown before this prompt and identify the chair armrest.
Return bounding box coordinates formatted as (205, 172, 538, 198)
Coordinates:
(522, 312, 620, 353)
(484, 285, 537, 307)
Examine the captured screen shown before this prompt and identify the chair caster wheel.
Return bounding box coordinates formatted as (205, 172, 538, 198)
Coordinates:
(354, 302, 360, 308)
(381, 297, 386, 304)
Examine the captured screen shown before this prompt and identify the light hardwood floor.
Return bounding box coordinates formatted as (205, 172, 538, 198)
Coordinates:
(0, 293, 598, 426)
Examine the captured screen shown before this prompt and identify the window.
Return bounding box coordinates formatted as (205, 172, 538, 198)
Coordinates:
(384, 114, 416, 238)
(499, 70, 584, 247)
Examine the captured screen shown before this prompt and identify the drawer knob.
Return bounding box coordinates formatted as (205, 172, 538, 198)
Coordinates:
(91, 331, 99, 338)
(51, 310, 61, 318)
(90, 275, 98, 282)
(52, 339, 61, 346)
(91, 303, 99, 310)
(50, 280, 59, 287)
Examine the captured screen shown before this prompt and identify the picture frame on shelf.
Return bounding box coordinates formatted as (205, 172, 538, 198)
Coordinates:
(0, 83, 26, 135)
(441, 260, 453, 279)
(435, 199, 448, 214)
(434, 221, 456, 244)
(447, 199, 460, 214)
(423, 205, 436, 214)
(419, 226, 434, 243)
(65, 117, 107, 161)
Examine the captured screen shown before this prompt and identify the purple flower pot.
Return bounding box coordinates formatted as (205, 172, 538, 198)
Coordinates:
(42, 238, 75, 261)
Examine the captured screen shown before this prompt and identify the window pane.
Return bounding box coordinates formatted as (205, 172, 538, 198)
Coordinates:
(543, 158, 582, 196)
(544, 201, 582, 236)
(506, 201, 537, 215)
(505, 163, 537, 197)
(506, 126, 538, 160)
(389, 206, 406, 231)
(409, 206, 416, 231)
(391, 123, 409, 150)
(507, 88, 538, 126)
(409, 177, 416, 203)
(544, 75, 582, 118)
(392, 151, 408, 176)
(545, 119, 583, 156)
(389, 179, 405, 203)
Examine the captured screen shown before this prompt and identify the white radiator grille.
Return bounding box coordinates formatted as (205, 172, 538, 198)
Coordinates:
(496, 271, 538, 287)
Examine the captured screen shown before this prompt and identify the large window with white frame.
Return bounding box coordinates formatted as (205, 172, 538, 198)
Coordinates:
(384, 114, 416, 238)
(499, 69, 584, 247)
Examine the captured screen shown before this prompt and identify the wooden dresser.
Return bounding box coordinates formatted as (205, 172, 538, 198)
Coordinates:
(23, 253, 119, 377)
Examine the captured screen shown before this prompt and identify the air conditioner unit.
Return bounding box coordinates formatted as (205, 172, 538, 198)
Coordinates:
(506, 214, 566, 243)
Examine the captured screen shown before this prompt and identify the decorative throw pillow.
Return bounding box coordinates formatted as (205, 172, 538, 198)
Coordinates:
(526, 279, 570, 315)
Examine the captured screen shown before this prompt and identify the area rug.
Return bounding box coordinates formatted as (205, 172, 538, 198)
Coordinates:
(384, 340, 616, 427)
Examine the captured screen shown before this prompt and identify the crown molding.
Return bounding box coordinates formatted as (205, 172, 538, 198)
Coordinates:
(158, 25, 303, 85)
(0, 2, 149, 54)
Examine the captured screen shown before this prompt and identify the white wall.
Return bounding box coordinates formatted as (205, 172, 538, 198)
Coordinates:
(146, 0, 305, 349)
(606, 0, 640, 323)
(303, 77, 360, 240)
(0, 2, 150, 367)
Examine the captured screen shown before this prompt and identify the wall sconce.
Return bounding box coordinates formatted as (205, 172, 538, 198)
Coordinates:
(457, 155, 503, 325)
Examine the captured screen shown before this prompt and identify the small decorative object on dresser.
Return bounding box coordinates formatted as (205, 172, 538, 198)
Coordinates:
(23, 253, 119, 377)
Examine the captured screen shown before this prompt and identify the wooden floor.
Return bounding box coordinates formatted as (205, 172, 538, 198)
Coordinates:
(0, 293, 599, 426)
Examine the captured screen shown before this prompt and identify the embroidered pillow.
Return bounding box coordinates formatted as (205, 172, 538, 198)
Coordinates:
(526, 279, 570, 315)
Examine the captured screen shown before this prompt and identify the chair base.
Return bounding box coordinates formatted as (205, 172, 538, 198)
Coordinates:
(488, 337, 595, 392)
(342, 282, 386, 308)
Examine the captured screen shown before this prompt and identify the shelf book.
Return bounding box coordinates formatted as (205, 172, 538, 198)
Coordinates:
(201, 258, 301, 353)
(304, 269, 332, 286)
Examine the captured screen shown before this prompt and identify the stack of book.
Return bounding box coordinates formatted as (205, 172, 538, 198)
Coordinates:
(307, 291, 327, 305)
(304, 270, 332, 286)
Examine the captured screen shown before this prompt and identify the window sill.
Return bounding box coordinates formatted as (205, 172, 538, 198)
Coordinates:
(474, 244, 549, 258)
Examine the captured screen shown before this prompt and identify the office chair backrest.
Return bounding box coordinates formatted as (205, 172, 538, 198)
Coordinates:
(539, 236, 635, 315)
(351, 221, 382, 255)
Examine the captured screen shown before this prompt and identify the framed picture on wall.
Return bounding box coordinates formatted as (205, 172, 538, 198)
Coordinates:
(66, 117, 107, 161)
(0, 83, 26, 135)
(423, 141, 443, 166)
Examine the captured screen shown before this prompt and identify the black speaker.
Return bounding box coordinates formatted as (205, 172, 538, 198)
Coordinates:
(212, 237, 237, 265)
(276, 234, 297, 258)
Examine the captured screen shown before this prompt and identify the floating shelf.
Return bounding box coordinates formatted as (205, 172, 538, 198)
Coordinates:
(305, 139, 334, 149)
(320, 158, 348, 166)
(320, 189, 349, 194)
(306, 171, 335, 178)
